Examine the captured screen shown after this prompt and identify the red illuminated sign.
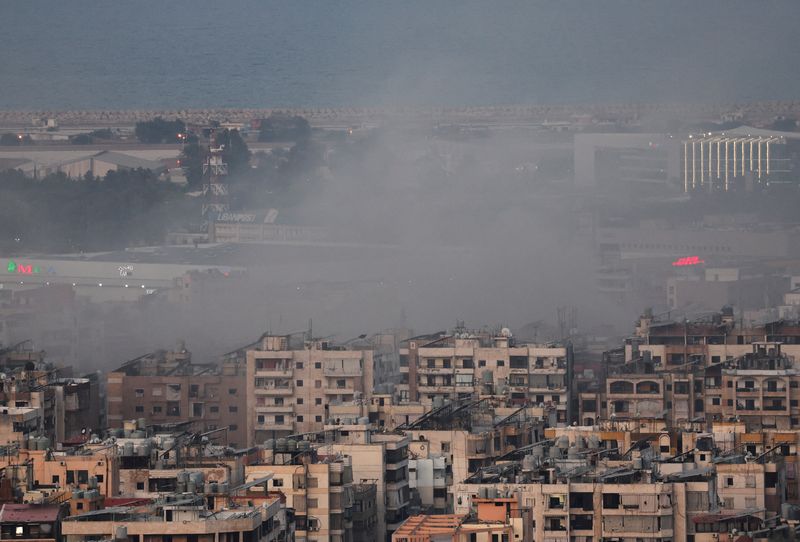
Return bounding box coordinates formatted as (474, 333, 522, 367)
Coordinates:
(672, 256, 705, 267)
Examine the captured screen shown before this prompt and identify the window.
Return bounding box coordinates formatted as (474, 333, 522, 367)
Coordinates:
(78, 470, 88, 484)
(229, 406, 238, 413)
(96, 475, 103, 483)
(135, 389, 144, 397)
(228, 388, 237, 395)
(442, 442, 450, 453)
(273, 478, 283, 487)
(316, 415, 322, 422)
(479, 360, 486, 367)
(726, 477, 734, 487)
(315, 398, 322, 405)
(315, 362, 321, 369)
(712, 397, 721, 406)
(297, 398, 304, 405)
(275, 415, 284, 424)
(67, 471, 74, 484)
(137, 482, 145, 490)
(297, 415, 304, 422)
(496, 360, 504, 367)
(315, 380, 322, 388)
(210, 405, 219, 413)
(296, 362, 304, 370)
(258, 415, 265, 424)
(52, 475, 59, 484)
(296, 380, 304, 387)
(76, 502, 84, 510)
(135, 405, 144, 413)
(337, 379, 346, 388)
(229, 424, 238, 431)
(153, 405, 163, 414)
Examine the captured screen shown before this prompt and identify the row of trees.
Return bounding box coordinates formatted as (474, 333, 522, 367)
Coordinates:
(0, 168, 196, 253)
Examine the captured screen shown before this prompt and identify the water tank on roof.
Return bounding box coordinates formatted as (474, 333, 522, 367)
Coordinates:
(556, 436, 569, 449)
(432, 396, 444, 409)
(137, 444, 150, 457)
(39, 437, 51, 450)
(633, 457, 643, 470)
(358, 417, 369, 426)
(297, 440, 310, 451)
(567, 445, 579, 459)
(192, 472, 204, 485)
(187, 480, 196, 493)
(530, 445, 544, 459)
(574, 436, 586, 450)
(123, 441, 135, 456)
(137, 418, 147, 430)
(218, 482, 229, 494)
(115, 526, 128, 541)
(73, 490, 83, 499)
(549, 446, 562, 459)
(522, 454, 536, 472)
(177, 471, 189, 484)
(482, 370, 493, 384)
(587, 435, 600, 449)
(276, 438, 287, 451)
(264, 439, 275, 449)
(88, 476, 98, 489)
(286, 439, 297, 452)
(131, 430, 146, 439)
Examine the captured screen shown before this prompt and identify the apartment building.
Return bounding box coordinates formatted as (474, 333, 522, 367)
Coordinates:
(0, 446, 119, 498)
(246, 446, 356, 542)
(398, 330, 573, 424)
(325, 422, 412, 540)
(329, 395, 426, 431)
(391, 505, 529, 542)
(0, 504, 67, 542)
(106, 348, 248, 447)
(246, 335, 374, 445)
(61, 496, 283, 542)
(577, 310, 800, 430)
(402, 399, 544, 488)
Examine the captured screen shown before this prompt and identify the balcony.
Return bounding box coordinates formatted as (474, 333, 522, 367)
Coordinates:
(256, 404, 294, 413)
(256, 368, 293, 378)
(736, 387, 760, 394)
(417, 367, 453, 375)
(255, 386, 293, 395)
(325, 387, 356, 395)
(323, 367, 363, 377)
(256, 421, 294, 432)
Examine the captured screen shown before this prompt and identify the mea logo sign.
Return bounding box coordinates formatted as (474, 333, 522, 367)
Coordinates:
(6, 260, 56, 275)
(672, 256, 705, 267)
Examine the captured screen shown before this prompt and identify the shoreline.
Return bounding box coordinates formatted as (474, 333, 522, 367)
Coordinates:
(1, 101, 799, 128)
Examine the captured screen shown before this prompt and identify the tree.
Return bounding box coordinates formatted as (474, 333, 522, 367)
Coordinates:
(135, 117, 186, 144)
(213, 129, 251, 176)
(180, 143, 206, 188)
(258, 114, 311, 142)
(0, 133, 22, 146)
(771, 118, 798, 132)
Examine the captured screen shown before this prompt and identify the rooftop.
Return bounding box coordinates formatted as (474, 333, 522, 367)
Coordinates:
(0, 504, 62, 524)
